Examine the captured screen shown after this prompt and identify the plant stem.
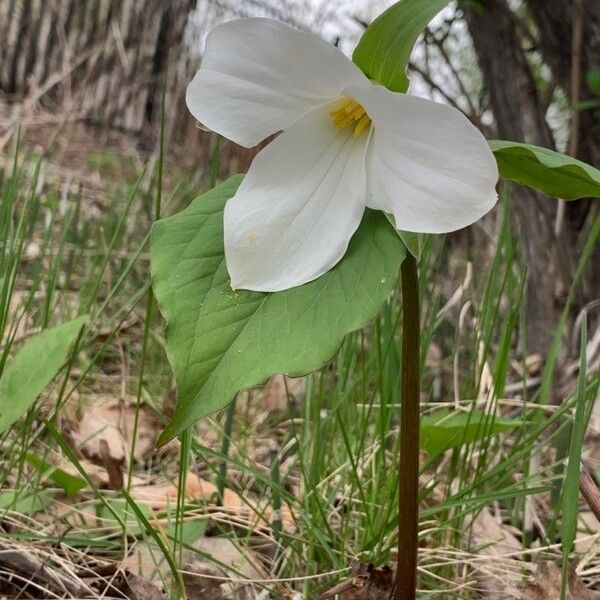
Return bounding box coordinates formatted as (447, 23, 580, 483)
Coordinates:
(395, 253, 420, 600)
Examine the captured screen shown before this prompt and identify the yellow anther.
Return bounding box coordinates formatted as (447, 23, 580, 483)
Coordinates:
(330, 96, 371, 137)
(334, 112, 354, 128)
(330, 98, 352, 114)
(352, 105, 366, 120)
(344, 100, 359, 114)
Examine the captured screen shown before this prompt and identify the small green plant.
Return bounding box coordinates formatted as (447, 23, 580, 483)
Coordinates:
(151, 1, 600, 599)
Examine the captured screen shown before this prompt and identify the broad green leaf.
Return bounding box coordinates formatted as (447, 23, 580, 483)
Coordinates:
(397, 231, 420, 260)
(99, 498, 152, 535)
(0, 316, 86, 435)
(384, 214, 422, 259)
(490, 140, 600, 199)
(352, 0, 451, 92)
(420, 409, 521, 457)
(165, 517, 207, 545)
(151, 176, 405, 444)
(0, 489, 54, 514)
(25, 453, 87, 498)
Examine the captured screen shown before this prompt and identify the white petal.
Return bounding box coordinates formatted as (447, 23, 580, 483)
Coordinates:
(224, 105, 368, 292)
(187, 18, 367, 148)
(349, 84, 498, 233)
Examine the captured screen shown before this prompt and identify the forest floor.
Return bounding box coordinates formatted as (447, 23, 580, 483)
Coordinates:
(0, 124, 600, 600)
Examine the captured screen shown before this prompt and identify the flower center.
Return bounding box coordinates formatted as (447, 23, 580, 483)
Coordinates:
(330, 97, 371, 138)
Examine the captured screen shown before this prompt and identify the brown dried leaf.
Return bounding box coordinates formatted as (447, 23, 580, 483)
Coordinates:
(263, 374, 305, 412)
(115, 570, 164, 600)
(465, 507, 525, 599)
(130, 473, 218, 509)
(318, 563, 394, 599)
(523, 562, 593, 600)
(130, 473, 296, 532)
(182, 563, 226, 599)
(121, 543, 167, 583)
(65, 398, 159, 483)
(183, 537, 263, 599)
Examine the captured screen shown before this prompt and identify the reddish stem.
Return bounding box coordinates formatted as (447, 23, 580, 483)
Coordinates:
(395, 253, 420, 600)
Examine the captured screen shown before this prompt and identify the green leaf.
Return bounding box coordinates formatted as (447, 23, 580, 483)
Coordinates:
(151, 176, 405, 444)
(384, 214, 422, 259)
(99, 498, 152, 535)
(490, 140, 600, 199)
(24, 453, 87, 498)
(561, 316, 591, 596)
(420, 409, 520, 458)
(352, 0, 452, 93)
(0, 489, 54, 514)
(0, 316, 86, 435)
(574, 98, 600, 112)
(397, 231, 421, 260)
(165, 517, 207, 545)
(586, 66, 600, 96)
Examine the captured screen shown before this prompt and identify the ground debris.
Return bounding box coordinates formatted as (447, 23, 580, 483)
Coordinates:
(114, 570, 165, 600)
(463, 506, 526, 598)
(0, 539, 91, 597)
(63, 398, 160, 488)
(317, 563, 394, 599)
(263, 374, 306, 412)
(523, 561, 595, 600)
(182, 562, 227, 598)
(131, 472, 296, 533)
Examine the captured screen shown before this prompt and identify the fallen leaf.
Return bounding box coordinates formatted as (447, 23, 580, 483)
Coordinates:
(59, 456, 146, 489)
(121, 571, 164, 600)
(109, 570, 164, 600)
(182, 562, 226, 598)
(183, 537, 263, 599)
(263, 374, 305, 412)
(523, 561, 593, 599)
(525, 353, 543, 375)
(130, 472, 218, 509)
(318, 563, 394, 599)
(64, 398, 159, 486)
(121, 542, 168, 583)
(130, 473, 296, 532)
(465, 507, 526, 599)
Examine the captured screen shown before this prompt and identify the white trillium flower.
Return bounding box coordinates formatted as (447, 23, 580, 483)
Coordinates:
(187, 18, 499, 292)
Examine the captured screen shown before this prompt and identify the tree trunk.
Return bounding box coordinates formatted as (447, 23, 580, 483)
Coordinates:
(525, 0, 600, 303)
(464, 0, 561, 355)
(463, 0, 599, 357)
(0, 0, 195, 140)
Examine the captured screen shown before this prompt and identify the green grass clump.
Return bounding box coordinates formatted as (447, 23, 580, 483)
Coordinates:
(0, 134, 599, 599)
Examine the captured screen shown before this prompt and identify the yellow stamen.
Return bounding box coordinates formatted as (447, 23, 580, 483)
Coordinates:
(344, 100, 359, 114)
(351, 105, 366, 120)
(334, 112, 354, 128)
(331, 98, 352, 113)
(330, 96, 371, 137)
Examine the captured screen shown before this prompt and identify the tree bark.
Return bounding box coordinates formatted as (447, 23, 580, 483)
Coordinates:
(526, 0, 600, 303)
(464, 0, 571, 356)
(0, 0, 195, 141)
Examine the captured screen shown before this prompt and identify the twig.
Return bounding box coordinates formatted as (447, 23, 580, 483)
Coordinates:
(424, 27, 478, 117)
(0, 542, 90, 597)
(555, 0, 584, 236)
(580, 463, 600, 523)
